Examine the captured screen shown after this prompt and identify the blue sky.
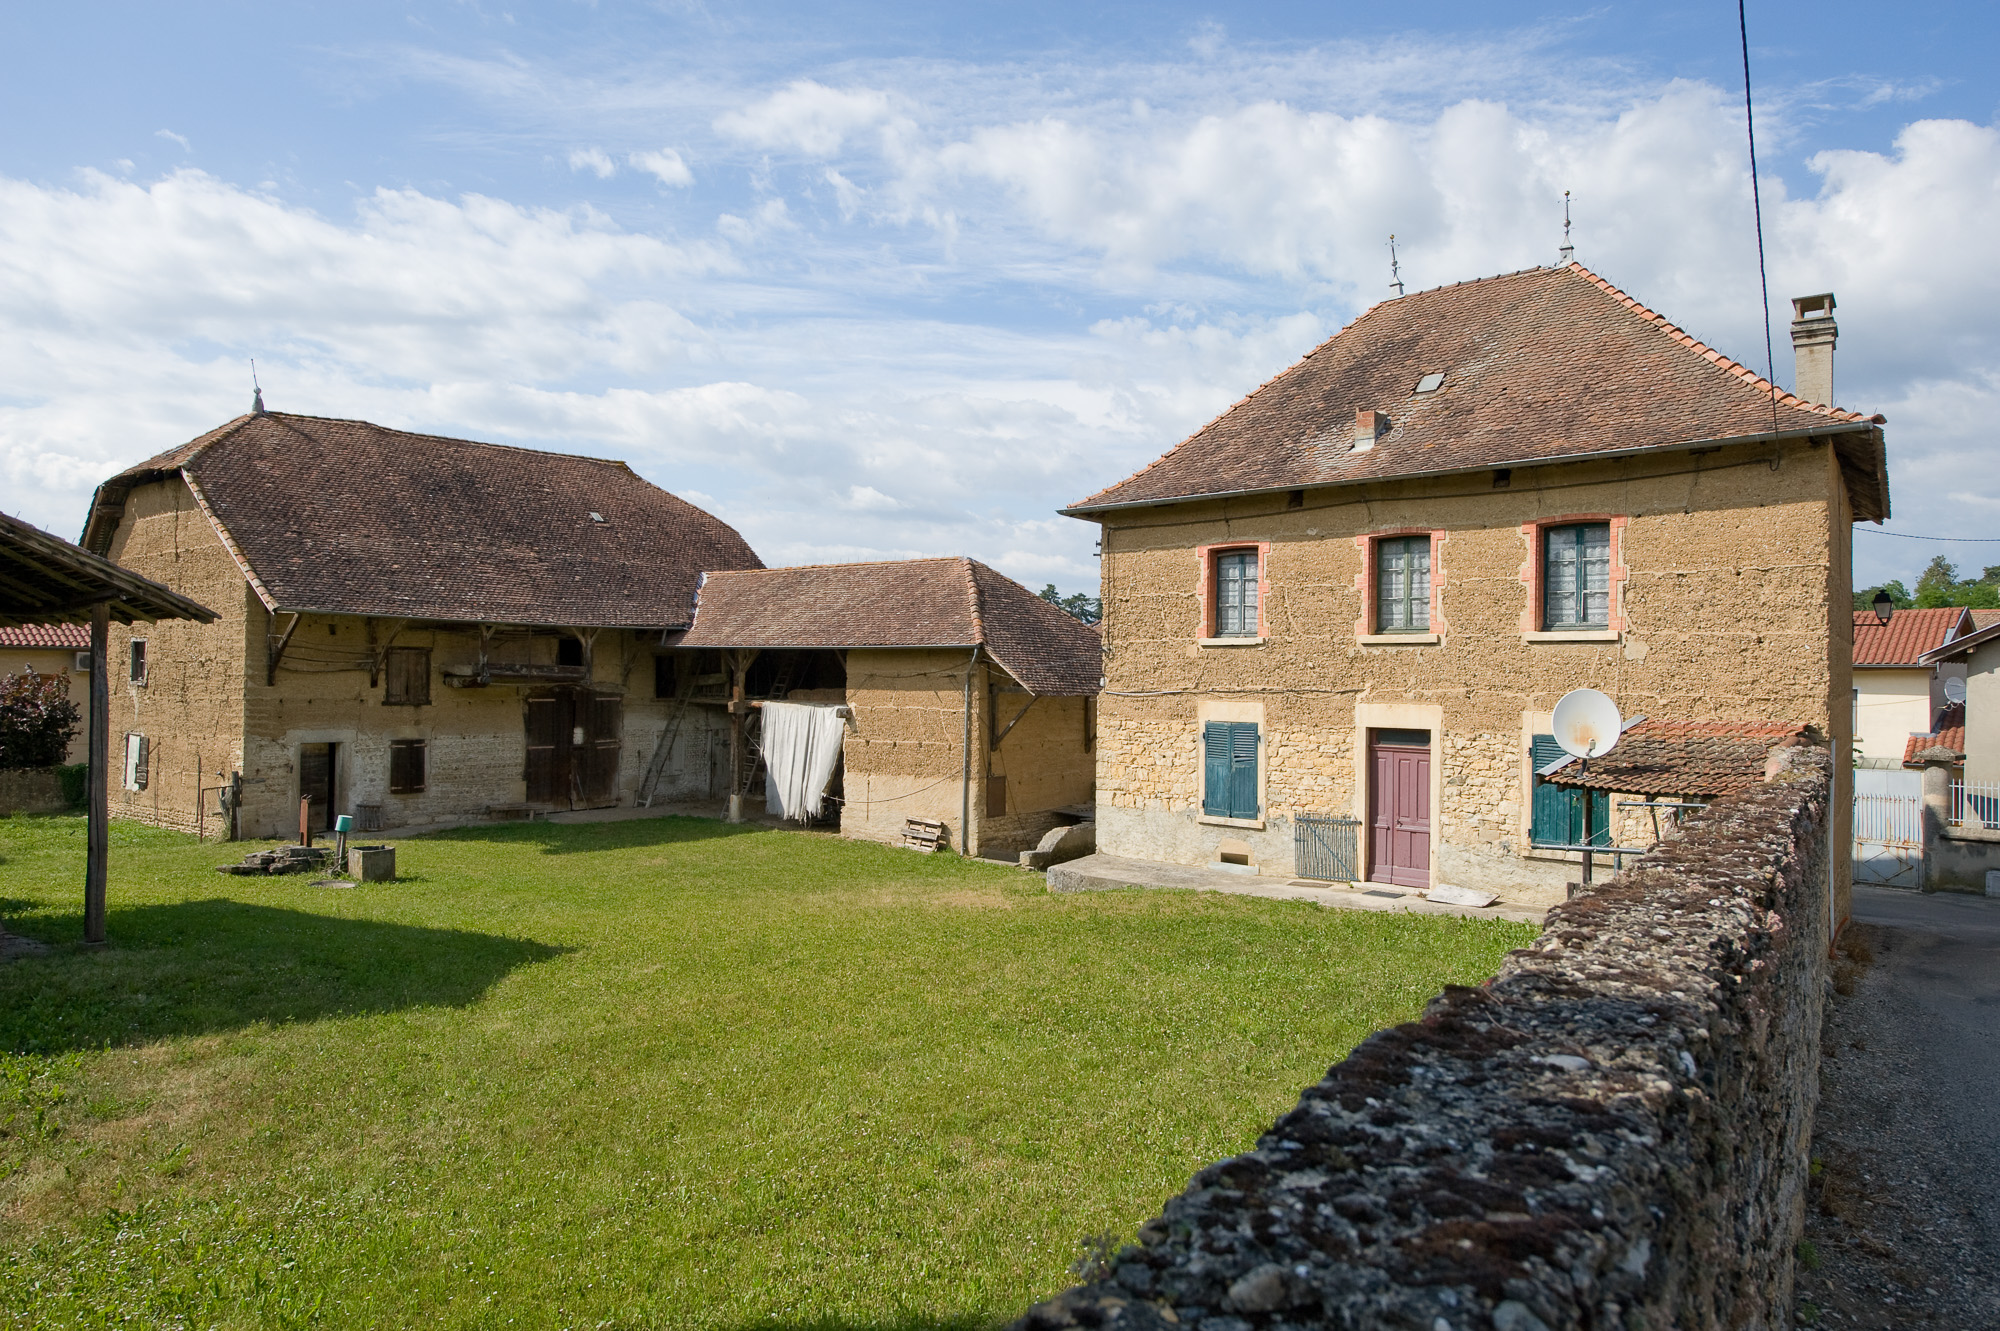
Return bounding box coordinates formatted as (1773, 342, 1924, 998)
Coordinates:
(3, 1, 1996, 593)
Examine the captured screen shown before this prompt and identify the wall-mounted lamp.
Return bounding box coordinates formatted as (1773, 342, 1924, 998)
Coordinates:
(1871, 589, 1894, 626)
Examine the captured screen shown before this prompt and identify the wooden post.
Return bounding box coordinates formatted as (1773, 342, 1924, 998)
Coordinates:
(960, 647, 978, 855)
(84, 602, 110, 946)
(726, 651, 748, 823)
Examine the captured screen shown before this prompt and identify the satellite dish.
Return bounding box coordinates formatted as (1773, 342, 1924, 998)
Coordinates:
(1946, 677, 1967, 706)
(1552, 688, 1624, 759)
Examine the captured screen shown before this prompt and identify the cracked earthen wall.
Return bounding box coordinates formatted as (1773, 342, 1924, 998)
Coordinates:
(1017, 749, 1834, 1331)
(1094, 438, 1852, 916)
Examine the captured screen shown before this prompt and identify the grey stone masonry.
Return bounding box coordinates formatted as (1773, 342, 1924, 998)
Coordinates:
(1015, 749, 1832, 1331)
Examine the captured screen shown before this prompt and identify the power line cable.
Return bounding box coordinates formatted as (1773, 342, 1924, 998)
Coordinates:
(1738, 0, 1781, 436)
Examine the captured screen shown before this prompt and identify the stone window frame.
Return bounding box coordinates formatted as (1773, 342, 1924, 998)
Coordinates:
(1516, 514, 1629, 642)
(1194, 540, 1271, 646)
(1353, 528, 1447, 645)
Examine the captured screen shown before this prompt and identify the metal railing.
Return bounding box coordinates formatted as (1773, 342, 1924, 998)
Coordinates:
(1855, 791, 1922, 846)
(1950, 780, 2000, 830)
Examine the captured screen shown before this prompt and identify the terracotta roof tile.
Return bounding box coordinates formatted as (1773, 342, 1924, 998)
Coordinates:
(1544, 718, 1808, 796)
(0, 623, 91, 649)
(1068, 263, 1888, 520)
(677, 557, 1102, 696)
(1972, 609, 2000, 632)
(1904, 720, 1966, 766)
(83, 413, 761, 628)
(1852, 606, 1970, 666)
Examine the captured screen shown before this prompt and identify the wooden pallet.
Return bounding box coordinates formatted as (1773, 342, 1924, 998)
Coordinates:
(900, 817, 948, 854)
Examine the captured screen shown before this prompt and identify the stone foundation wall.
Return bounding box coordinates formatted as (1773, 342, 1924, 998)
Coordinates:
(0, 768, 68, 816)
(1018, 750, 1833, 1331)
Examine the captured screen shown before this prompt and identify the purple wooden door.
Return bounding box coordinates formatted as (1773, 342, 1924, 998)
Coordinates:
(1369, 733, 1432, 888)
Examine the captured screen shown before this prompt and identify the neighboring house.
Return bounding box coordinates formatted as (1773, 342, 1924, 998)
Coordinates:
(1921, 622, 2000, 786)
(1851, 606, 1969, 769)
(81, 410, 763, 839)
(0, 623, 91, 763)
(1063, 265, 1888, 914)
(670, 557, 1100, 857)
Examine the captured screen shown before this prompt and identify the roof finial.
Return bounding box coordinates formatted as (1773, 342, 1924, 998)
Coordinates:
(1558, 191, 1574, 265)
(1388, 234, 1404, 297)
(250, 359, 266, 416)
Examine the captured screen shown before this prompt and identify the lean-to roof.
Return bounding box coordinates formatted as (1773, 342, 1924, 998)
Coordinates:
(675, 557, 1102, 696)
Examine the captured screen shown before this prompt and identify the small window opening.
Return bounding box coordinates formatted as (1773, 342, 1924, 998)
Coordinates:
(589, 512, 605, 523)
(1414, 372, 1446, 394)
(1286, 489, 1305, 509)
(327, 623, 337, 636)
(558, 637, 585, 667)
(1493, 468, 1512, 489)
(128, 639, 147, 686)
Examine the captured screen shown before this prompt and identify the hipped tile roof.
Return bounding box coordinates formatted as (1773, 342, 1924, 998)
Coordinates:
(676, 557, 1102, 696)
(82, 413, 761, 629)
(1852, 606, 1969, 667)
(1544, 718, 1809, 796)
(1068, 263, 1889, 521)
(0, 623, 90, 649)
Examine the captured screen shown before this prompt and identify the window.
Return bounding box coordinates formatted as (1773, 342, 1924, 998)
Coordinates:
(122, 733, 148, 791)
(128, 639, 147, 685)
(558, 637, 585, 667)
(1202, 721, 1259, 819)
(383, 647, 431, 706)
(388, 739, 427, 794)
(655, 653, 676, 699)
(1213, 550, 1259, 637)
(1529, 733, 1608, 847)
(1542, 523, 1612, 629)
(1375, 536, 1432, 632)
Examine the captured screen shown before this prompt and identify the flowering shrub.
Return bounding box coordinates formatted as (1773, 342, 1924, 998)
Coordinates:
(0, 670, 81, 770)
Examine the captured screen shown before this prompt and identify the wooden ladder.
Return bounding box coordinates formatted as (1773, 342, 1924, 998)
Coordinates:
(636, 670, 700, 807)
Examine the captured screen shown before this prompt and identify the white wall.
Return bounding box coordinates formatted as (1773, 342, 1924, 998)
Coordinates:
(1853, 667, 1933, 769)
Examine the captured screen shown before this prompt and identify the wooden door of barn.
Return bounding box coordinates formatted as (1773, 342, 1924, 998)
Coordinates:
(299, 742, 336, 835)
(525, 689, 622, 810)
(1368, 729, 1431, 888)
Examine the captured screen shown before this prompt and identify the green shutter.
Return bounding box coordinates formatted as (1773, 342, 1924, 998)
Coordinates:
(1229, 722, 1259, 818)
(1203, 723, 1230, 816)
(1530, 732, 1610, 846)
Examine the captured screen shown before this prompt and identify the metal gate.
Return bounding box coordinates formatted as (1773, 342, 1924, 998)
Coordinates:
(1295, 814, 1362, 883)
(1853, 791, 1922, 888)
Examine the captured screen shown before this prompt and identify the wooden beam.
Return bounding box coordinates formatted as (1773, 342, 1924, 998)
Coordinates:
(990, 694, 1036, 751)
(84, 602, 109, 946)
(266, 611, 302, 686)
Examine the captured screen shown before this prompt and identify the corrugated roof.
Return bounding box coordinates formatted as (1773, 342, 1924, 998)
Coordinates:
(81, 412, 762, 629)
(1544, 718, 1809, 796)
(676, 557, 1102, 696)
(1066, 263, 1889, 521)
(1852, 607, 1970, 667)
(0, 622, 91, 649)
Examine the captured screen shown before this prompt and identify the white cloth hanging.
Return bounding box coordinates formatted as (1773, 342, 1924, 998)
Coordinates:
(761, 701, 848, 820)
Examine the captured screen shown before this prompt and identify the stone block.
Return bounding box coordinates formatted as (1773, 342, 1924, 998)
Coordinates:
(348, 845, 396, 881)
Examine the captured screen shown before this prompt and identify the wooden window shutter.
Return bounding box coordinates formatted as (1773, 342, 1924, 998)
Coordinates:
(123, 733, 149, 791)
(388, 739, 427, 794)
(1228, 722, 1259, 819)
(384, 648, 431, 706)
(1529, 733, 1608, 846)
(1202, 723, 1231, 816)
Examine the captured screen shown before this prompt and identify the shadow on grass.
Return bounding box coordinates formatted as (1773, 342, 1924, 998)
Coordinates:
(715, 1316, 999, 1331)
(423, 813, 768, 856)
(0, 898, 563, 1055)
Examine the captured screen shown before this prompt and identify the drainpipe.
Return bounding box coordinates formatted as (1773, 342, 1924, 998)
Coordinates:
(961, 646, 979, 855)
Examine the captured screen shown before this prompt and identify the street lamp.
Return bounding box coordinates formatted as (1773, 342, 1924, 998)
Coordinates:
(1871, 589, 1894, 626)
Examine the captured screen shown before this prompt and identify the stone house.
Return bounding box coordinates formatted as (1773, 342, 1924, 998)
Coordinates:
(1851, 606, 1969, 770)
(669, 557, 1100, 857)
(80, 411, 762, 839)
(0, 623, 91, 763)
(1063, 265, 1889, 915)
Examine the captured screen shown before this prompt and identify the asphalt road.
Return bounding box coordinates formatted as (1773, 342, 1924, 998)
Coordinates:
(1794, 885, 2000, 1328)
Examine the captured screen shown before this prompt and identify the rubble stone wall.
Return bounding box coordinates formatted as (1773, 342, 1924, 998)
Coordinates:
(1019, 749, 1833, 1331)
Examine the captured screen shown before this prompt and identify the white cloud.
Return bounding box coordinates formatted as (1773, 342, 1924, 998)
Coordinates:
(155, 129, 190, 152)
(567, 146, 617, 178)
(715, 80, 894, 157)
(630, 146, 693, 186)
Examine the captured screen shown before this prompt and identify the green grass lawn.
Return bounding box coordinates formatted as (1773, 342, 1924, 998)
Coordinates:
(0, 814, 1534, 1330)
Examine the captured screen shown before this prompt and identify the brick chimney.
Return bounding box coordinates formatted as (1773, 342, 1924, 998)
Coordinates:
(1790, 292, 1837, 406)
(1353, 409, 1388, 452)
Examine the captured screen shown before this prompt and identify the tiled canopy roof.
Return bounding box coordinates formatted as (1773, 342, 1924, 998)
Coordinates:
(0, 622, 91, 649)
(676, 557, 1102, 696)
(1544, 718, 1809, 796)
(82, 412, 762, 629)
(1852, 606, 1970, 667)
(1067, 263, 1889, 522)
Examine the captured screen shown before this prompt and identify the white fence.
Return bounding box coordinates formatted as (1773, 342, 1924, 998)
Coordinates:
(1950, 780, 2000, 830)
(1854, 782, 1923, 888)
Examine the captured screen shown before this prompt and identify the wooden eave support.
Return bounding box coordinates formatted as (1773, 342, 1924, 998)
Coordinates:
(990, 694, 1036, 751)
(266, 610, 302, 686)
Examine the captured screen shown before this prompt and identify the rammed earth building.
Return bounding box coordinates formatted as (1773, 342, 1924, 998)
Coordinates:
(1063, 264, 1889, 917)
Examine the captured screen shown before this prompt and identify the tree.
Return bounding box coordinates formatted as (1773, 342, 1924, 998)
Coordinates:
(0, 670, 81, 770)
(1038, 584, 1103, 626)
(1852, 580, 1911, 613)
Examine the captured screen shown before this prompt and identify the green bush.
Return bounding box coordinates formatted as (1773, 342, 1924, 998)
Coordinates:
(0, 669, 81, 770)
(57, 762, 88, 808)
